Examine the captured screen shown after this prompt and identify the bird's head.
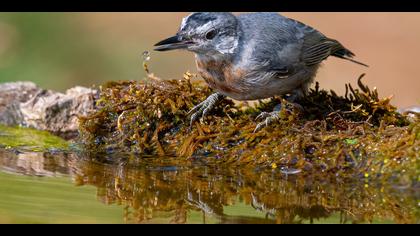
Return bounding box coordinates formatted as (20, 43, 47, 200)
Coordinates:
(154, 12, 239, 56)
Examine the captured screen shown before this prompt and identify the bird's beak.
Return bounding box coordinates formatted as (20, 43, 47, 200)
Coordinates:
(154, 35, 194, 51)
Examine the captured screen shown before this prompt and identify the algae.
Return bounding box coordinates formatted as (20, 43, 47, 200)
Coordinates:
(78, 68, 419, 184)
(0, 125, 69, 152)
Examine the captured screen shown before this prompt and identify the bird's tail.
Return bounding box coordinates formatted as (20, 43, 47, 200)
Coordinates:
(332, 48, 369, 67)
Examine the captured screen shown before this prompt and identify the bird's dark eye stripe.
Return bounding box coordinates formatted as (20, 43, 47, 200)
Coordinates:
(205, 30, 217, 40)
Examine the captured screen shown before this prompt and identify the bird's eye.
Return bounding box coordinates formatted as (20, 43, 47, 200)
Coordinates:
(205, 30, 217, 40)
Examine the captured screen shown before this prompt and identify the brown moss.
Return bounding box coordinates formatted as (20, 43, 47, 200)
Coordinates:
(78, 72, 418, 183)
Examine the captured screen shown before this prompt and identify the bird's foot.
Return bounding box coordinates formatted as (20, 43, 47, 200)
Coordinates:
(253, 101, 303, 133)
(254, 111, 281, 133)
(188, 93, 225, 126)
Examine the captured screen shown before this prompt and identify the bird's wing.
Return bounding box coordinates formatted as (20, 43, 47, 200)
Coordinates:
(278, 16, 368, 67)
(300, 26, 368, 67)
(301, 32, 345, 66)
(301, 31, 368, 67)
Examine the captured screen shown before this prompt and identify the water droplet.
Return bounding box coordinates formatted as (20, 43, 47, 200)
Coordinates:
(142, 51, 151, 61)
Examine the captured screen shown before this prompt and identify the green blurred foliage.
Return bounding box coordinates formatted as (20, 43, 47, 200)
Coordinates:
(0, 13, 129, 91)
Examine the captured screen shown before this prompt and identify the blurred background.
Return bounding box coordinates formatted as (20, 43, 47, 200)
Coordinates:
(0, 12, 418, 108)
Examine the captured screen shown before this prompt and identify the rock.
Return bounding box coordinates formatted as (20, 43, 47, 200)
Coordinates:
(0, 81, 98, 139)
(0, 81, 40, 102)
(0, 102, 24, 126)
(0, 82, 41, 125)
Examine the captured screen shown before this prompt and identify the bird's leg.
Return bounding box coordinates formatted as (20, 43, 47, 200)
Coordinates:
(254, 93, 304, 133)
(254, 104, 282, 133)
(188, 92, 225, 127)
(283, 92, 304, 112)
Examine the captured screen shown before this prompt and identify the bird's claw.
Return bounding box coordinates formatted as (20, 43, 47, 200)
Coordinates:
(255, 111, 271, 121)
(254, 111, 281, 133)
(188, 93, 224, 127)
(253, 100, 303, 133)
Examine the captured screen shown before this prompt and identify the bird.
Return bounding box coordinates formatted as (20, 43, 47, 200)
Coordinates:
(154, 12, 368, 132)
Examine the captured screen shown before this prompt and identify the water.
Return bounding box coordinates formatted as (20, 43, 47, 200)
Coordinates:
(0, 148, 418, 224)
(142, 51, 151, 62)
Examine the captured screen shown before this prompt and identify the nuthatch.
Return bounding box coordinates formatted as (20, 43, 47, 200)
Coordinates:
(154, 12, 367, 131)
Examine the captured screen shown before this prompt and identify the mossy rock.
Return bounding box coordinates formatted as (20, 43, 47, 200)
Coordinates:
(78, 73, 419, 184)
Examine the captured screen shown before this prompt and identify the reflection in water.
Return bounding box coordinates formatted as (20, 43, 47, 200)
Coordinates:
(0, 149, 418, 224)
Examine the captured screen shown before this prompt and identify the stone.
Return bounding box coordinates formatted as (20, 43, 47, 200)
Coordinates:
(0, 81, 98, 139)
(0, 82, 41, 125)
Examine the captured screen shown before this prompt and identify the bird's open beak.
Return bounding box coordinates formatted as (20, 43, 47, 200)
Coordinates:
(154, 35, 194, 51)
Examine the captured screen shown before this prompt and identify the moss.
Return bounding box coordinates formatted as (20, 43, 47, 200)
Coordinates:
(78, 71, 419, 184)
(0, 125, 70, 152)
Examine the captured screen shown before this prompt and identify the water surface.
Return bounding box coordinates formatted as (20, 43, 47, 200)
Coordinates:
(0, 149, 418, 224)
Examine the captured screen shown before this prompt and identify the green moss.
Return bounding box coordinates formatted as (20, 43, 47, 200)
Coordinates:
(78, 72, 419, 184)
(0, 125, 69, 152)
